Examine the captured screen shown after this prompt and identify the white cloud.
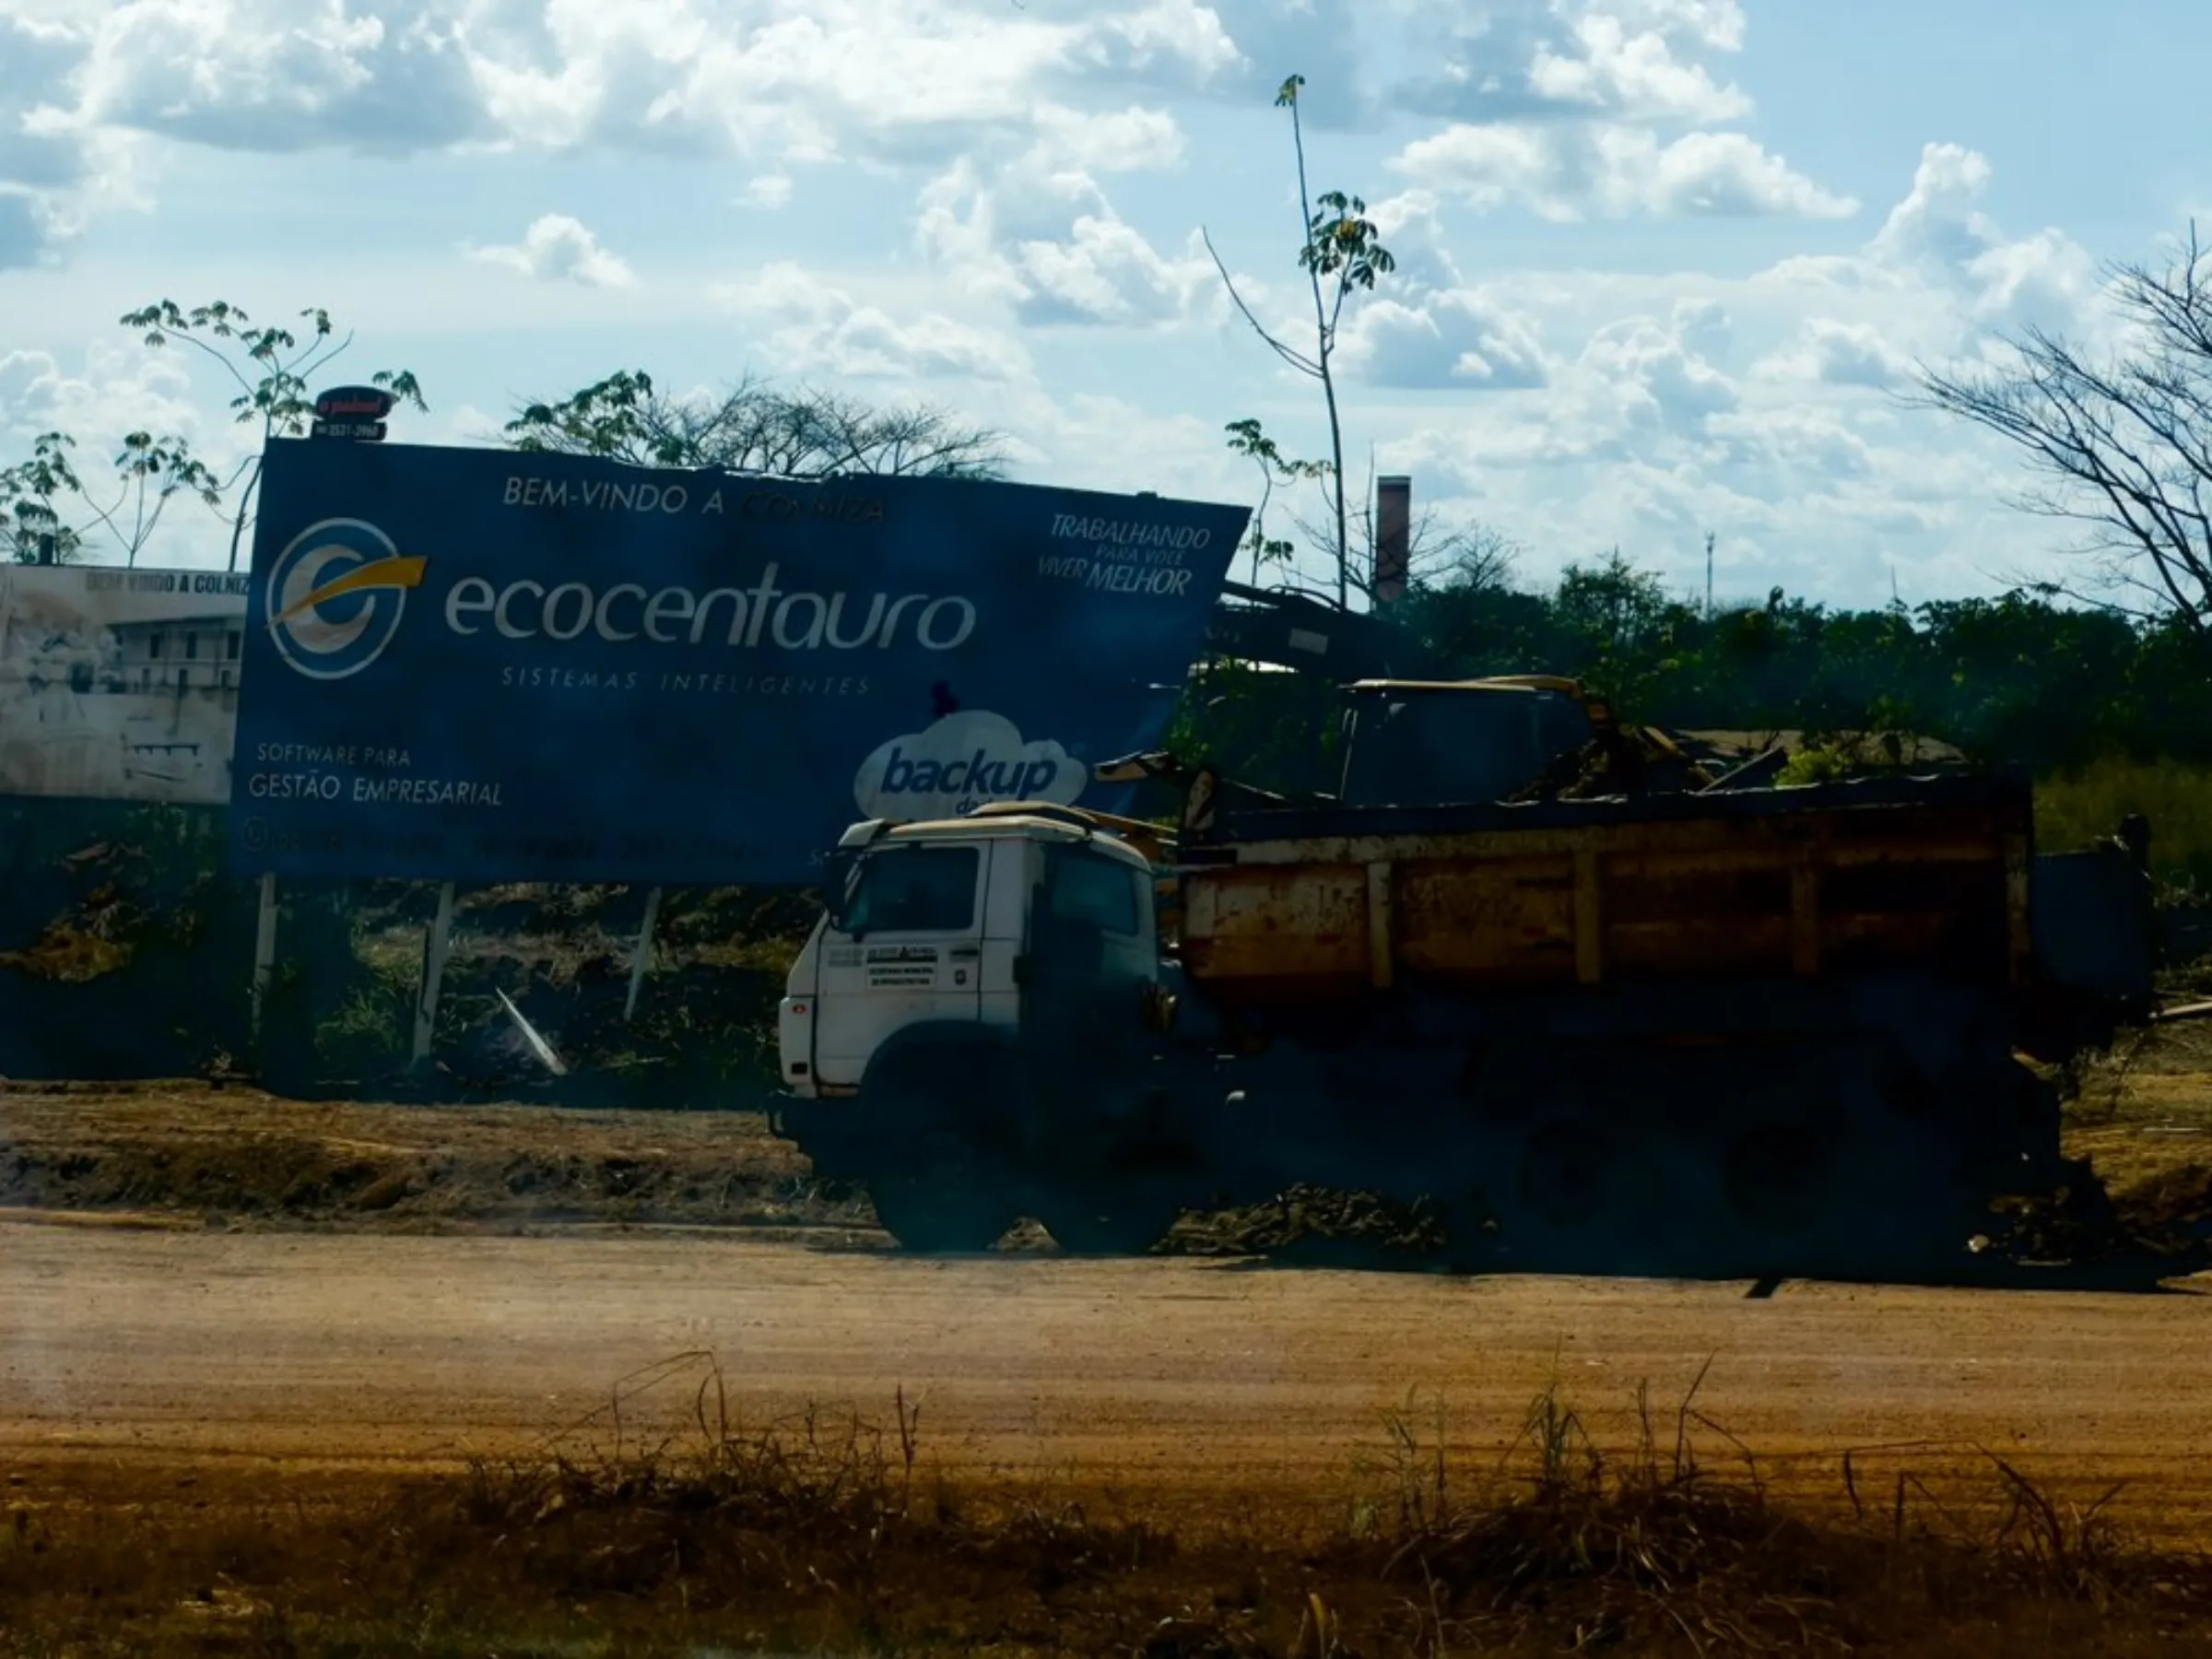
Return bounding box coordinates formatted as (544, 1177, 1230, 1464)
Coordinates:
(1527, 11, 1751, 124)
(912, 107, 1210, 328)
(53, 0, 484, 153)
(1396, 0, 1749, 123)
(1356, 134, 2126, 606)
(1753, 318, 1913, 389)
(12, 0, 1240, 185)
(1869, 142, 1997, 269)
(466, 213, 635, 288)
(1396, 121, 1857, 221)
(1873, 144, 2102, 335)
(1579, 311, 1738, 429)
(1384, 0, 1850, 227)
(1763, 141, 2102, 344)
(1705, 405, 1876, 494)
(1010, 217, 1213, 328)
(1029, 103, 1186, 175)
(736, 172, 793, 209)
(714, 260, 1030, 382)
(1340, 291, 1552, 389)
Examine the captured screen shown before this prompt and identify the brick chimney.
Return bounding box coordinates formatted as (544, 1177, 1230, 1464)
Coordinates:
(1374, 475, 1411, 606)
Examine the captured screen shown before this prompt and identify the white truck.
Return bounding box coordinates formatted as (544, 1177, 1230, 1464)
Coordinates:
(773, 805, 1198, 1255)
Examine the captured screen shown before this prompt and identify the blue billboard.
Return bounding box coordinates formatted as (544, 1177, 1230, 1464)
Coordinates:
(226, 441, 1248, 884)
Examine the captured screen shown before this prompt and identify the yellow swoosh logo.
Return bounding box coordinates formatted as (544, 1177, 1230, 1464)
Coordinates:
(273, 555, 428, 628)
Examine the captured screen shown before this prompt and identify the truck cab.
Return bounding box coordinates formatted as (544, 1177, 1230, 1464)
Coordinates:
(773, 806, 1193, 1256)
(779, 808, 1161, 1102)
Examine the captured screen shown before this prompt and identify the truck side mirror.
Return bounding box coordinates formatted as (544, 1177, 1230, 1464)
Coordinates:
(822, 849, 862, 934)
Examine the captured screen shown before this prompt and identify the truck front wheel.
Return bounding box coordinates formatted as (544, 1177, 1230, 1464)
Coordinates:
(867, 1127, 1019, 1253)
(859, 1039, 1021, 1254)
(1032, 1185, 1184, 1255)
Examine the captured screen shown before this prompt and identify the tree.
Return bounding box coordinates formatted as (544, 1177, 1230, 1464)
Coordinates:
(121, 300, 427, 571)
(84, 433, 222, 569)
(1223, 417, 1313, 585)
(0, 432, 86, 565)
(503, 370, 1009, 477)
(1206, 74, 1395, 610)
(0, 429, 233, 568)
(1219, 418, 1515, 607)
(1552, 550, 1692, 717)
(1912, 225, 2212, 643)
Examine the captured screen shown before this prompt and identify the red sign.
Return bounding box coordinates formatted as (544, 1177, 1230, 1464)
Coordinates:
(313, 384, 396, 421)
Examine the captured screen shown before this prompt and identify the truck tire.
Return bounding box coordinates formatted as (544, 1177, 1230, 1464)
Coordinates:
(1032, 1186, 1183, 1255)
(859, 1039, 1019, 1254)
(867, 1127, 1018, 1254)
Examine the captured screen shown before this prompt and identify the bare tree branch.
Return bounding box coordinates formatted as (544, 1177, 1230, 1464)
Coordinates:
(1201, 229, 1321, 377)
(1910, 225, 2212, 640)
(502, 371, 1008, 479)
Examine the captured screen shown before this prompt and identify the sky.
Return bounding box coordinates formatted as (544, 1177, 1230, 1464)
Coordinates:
(3, 0, 2208, 611)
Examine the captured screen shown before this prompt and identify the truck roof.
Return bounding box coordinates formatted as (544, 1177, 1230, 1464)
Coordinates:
(1344, 675, 1586, 697)
(840, 806, 1159, 867)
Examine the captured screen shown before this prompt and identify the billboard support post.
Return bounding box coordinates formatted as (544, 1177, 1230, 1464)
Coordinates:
(250, 874, 279, 1042)
(625, 886, 664, 1023)
(412, 881, 457, 1066)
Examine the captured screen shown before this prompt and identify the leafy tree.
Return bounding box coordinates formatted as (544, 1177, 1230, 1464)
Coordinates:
(121, 300, 427, 571)
(1206, 74, 1395, 609)
(1, 429, 230, 568)
(503, 370, 1008, 477)
(1551, 550, 1687, 717)
(84, 433, 223, 569)
(0, 432, 86, 565)
(1223, 417, 1312, 585)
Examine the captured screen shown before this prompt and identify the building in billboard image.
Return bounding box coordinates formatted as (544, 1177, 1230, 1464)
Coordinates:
(0, 568, 250, 806)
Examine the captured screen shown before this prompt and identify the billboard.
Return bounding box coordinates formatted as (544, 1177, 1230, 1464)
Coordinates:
(0, 566, 251, 805)
(228, 441, 1249, 884)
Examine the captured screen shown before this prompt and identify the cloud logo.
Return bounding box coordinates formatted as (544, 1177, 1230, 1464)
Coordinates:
(854, 710, 1088, 820)
(265, 518, 427, 681)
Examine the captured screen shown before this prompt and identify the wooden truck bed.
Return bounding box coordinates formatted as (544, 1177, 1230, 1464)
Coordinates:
(1174, 773, 2032, 1003)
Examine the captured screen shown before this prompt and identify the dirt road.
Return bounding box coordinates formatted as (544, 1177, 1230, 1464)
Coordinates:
(5, 1219, 2209, 1536)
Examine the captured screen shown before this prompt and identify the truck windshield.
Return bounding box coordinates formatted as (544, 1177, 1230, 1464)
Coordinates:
(840, 845, 980, 935)
(1339, 689, 1586, 808)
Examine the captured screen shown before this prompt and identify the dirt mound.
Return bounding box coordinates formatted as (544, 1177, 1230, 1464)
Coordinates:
(0, 1082, 873, 1236)
(2113, 1159, 2212, 1245)
(1174, 1186, 1449, 1265)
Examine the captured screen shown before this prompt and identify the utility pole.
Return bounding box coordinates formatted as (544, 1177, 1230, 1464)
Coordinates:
(1703, 532, 1714, 619)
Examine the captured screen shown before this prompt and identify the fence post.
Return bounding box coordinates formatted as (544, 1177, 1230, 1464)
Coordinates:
(625, 886, 665, 1022)
(249, 873, 279, 1043)
(412, 881, 457, 1066)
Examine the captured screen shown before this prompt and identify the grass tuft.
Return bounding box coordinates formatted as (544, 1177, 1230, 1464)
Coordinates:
(6, 1359, 2212, 1655)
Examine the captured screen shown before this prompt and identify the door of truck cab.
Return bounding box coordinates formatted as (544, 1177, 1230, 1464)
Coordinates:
(1021, 840, 1158, 1049)
(810, 836, 991, 1088)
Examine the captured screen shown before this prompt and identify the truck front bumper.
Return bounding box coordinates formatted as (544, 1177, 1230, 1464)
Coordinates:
(769, 1092, 870, 1181)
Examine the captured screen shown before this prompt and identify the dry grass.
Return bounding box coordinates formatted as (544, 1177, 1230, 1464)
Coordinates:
(1343, 1360, 2212, 1656)
(2037, 756, 2212, 891)
(6, 1360, 2212, 1657)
